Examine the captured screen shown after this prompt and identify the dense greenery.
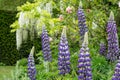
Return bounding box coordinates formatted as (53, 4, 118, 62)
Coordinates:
(0, 10, 20, 65)
(4, 50, 116, 80)
(0, 0, 33, 11)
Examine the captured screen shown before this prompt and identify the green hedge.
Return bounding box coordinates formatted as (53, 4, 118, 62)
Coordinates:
(0, 10, 19, 65)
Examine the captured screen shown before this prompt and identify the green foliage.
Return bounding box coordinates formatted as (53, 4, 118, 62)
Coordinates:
(0, 0, 33, 11)
(116, 9, 120, 44)
(6, 47, 116, 80)
(18, 58, 28, 66)
(11, 61, 29, 80)
(92, 54, 115, 80)
(0, 62, 6, 66)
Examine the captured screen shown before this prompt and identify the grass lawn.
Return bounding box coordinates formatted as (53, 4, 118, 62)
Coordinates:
(0, 66, 15, 80)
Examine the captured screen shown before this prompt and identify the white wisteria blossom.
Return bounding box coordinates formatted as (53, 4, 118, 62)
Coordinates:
(16, 28, 23, 50)
(45, 2, 53, 15)
(22, 29, 28, 42)
(18, 12, 30, 28)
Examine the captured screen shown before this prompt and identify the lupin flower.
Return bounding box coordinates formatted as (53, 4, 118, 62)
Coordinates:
(106, 11, 119, 62)
(41, 25, 52, 61)
(78, 32, 92, 80)
(58, 26, 70, 75)
(112, 59, 120, 80)
(99, 43, 107, 56)
(28, 46, 36, 80)
(77, 1, 88, 41)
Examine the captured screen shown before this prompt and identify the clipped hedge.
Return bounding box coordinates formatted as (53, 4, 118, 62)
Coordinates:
(0, 10, 19, 65)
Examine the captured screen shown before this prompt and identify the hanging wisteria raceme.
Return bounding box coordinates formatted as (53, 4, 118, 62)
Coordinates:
(28, 46, 36, 80)
(106, 11, 119, 62)
(18, 12, 25, 28)
(78, 32, 92, 80)
(16, 28, 23, 50)
(16, 28, 29, 50)
(29, 18, 38, 41)
(77, 1, 88, 42)
(58, 26, 70, 75)
(99, 43, 107, 56)
(112, 59, 120, 80)
(18, 12, 30, 28)
(22, 29, 28, 42)
(41, 25, 52, 61)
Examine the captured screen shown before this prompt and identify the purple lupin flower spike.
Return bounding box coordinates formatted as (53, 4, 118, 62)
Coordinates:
(78, 32, 92, 80)
(99, 43, 107, 56)
(85, 50, 92, 80)
(112, 59, 120, 80)
(77, 1, 88, 42)
(58, 26, 70, 75)
(106, 11, 119, 62)
(28, 46, 36, 80)
(41, 25, 52, 61)
(78, 47, 86, 79)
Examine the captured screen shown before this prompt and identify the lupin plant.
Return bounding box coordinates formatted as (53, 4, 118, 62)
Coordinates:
(99, 42, 107, 56)
(106, 11, 119, 62)
(28, 46, 36, 80)
(58, 26, 71, 75)
(78, 32, 92, 80)
(77, 1, 88, 42)
(112, 59, 120, 80)
(41, 25, 52, 61)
